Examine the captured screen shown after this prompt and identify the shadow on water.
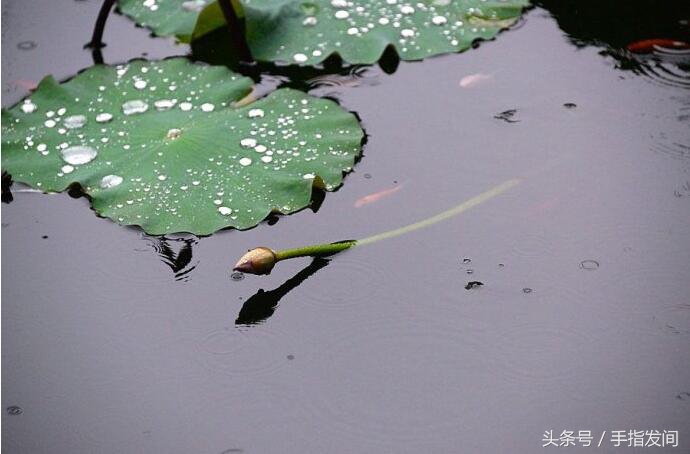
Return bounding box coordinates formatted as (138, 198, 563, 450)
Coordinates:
(236, 257, 330, 326)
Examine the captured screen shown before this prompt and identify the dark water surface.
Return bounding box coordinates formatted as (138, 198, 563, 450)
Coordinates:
(3, 1, 690, 452)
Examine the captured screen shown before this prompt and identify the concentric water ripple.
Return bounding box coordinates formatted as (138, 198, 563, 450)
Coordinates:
(300, 256, 388, 310)
(297, 318, 504, 444)
(193, 325, 295, 378)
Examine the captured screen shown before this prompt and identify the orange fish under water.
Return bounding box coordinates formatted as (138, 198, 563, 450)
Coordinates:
(14, 79, 38, 91)
(459, 72, 494, 88)
(354, 184, 402, 208)
(627, 39, 690, 53)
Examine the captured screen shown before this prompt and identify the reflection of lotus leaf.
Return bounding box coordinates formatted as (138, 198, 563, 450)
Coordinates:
(1, 58, 364, 235)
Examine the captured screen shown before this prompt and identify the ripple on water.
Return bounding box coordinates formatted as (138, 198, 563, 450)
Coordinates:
(491, 321, 597, 387)
(194, 325, 293, 378)
(299, 318, 501, 444)
(606, 266, 690, 338)
(300, 256, 388, 310)
(307, 66, 380, 94)
(631, 53, 690, 90)
(649, 129, 690, 162)
(511, 231, 557, 258)
(147, 236, 199, 282)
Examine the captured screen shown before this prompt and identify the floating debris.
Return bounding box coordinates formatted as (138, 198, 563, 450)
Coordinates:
(494, 109, 519, 123)
(465, 281, 484, 290)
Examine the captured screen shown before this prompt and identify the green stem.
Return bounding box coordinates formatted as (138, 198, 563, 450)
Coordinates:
(272, 178, 521, 260)
(274, 240, 357, 261)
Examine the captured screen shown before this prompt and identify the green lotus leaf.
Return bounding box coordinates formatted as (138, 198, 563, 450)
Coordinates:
(1, 58, 364, 235)
(118, 0, 214, 42)
(239, 0, 529, 65)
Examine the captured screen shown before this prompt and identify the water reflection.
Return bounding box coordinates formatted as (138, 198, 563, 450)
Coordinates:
(145, 236, 199, 282)
(2, 172, 13, 204)
(236, 258, 330, 326)
(536, 0, 690, 88)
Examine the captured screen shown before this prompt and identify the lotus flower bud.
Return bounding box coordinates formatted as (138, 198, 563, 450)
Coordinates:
(233, 247, 277, 275)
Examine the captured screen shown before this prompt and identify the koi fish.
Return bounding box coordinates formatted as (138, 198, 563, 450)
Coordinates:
(354, 184, 402, 208)
(459, 72, 493, 88)
(627, 39, 690, 54)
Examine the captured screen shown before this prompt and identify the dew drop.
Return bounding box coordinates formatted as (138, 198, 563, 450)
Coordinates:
(240, 138, 257, 148)
(182, 0, 206, 12)
(63, 115, 87, 129)
(201, 103, 215, 112)
(303, 173, 315, 179)
(154, 99, 176, 110)
(254, 144, 267, 153)
(432, 15, 447, 25)
(293, 53, 308, 63)
(122, 100, 149, 115)
(61, 145, 97, 165)
(134, 79, 148, 90)
(303, 16, 318, 26)
(261, 156, 273, 163)
(248, 108, 264, 118)
(400, 5, 415, 14)
(61, 165, 74, 174)
(100, 174, 123, 188)
(400, 29, 415, 38)
(334, 10, 349, 19)
(37, 143, 47, 152)
(157, 175, 167, 181)
(347, 27, 359, 35)
(331, 0, 347, 7)
(179, 102, 193, 111)
(166, 128, 182, 140)
(44, 119, 56, 128)
(378, 17, 390, 25)
(21, 100, 37, 114)
(96, 113, 113, 123)
(239, 157, 252, 166)
(218, 206, 233, 215)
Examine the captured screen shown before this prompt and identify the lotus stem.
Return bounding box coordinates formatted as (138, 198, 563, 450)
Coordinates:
(233, 178, 521, 275)
(218, 0, 253, 62)
(86, 0, 117, 51)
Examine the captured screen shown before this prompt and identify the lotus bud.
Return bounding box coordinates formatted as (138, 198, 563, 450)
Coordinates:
(233, 247, 277, 275)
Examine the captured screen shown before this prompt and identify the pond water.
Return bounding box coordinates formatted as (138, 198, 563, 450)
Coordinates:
(2, 0, 690, 452)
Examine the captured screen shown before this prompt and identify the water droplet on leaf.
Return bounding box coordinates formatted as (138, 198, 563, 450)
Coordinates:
(61, 145, 97, 165)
